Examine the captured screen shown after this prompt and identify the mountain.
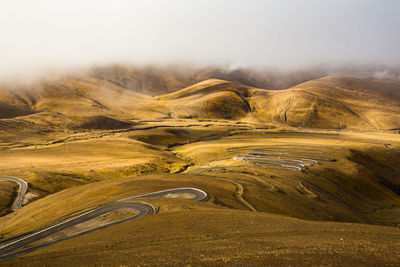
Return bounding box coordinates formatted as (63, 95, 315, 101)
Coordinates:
(1, 68, 400, 265)
(1, 71, 399, 133)
(159, 76, 400, 130)
(88, 64, 326, 95)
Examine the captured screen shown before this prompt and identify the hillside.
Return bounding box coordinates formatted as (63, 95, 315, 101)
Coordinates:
(159, 79, 251, 120)
(251, 76, 400, 129)
(1, 74, 400, 135)
(0, 70, 400, 265)
(4, 207, 400, 266)
(158, 76, 400, 130)
(0, 75, 163, 138)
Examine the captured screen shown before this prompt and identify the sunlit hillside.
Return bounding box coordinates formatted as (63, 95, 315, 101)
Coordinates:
(0, 67, 399, 266)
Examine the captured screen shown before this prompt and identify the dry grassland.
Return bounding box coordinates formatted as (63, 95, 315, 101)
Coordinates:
(0, 74, 399, 265)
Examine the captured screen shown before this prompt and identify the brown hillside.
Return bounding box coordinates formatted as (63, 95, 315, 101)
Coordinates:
(250, 76, 400, 130)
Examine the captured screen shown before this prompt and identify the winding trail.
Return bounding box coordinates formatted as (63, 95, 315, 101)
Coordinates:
(239, 173, 278, 192)
(0, 177, 28, 211)
(296, 182, 318, 198)
(0, 187, 207, 260)
(214, 177, 257, 212)
(196, 166, 224, 174)
(195, 169, 256, 212)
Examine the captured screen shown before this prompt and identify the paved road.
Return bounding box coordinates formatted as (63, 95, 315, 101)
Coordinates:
(118, 187, 207, 201)
(0, 177, 28, 211)
(208, 138, 345, 149)
(227, 145, 336, 172)
(0, 187, 207, 260)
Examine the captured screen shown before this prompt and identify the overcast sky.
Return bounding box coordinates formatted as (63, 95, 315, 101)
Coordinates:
(0, 0, 399, 79)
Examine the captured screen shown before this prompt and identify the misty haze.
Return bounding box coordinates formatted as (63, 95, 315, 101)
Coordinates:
(0, 1, 399, 266)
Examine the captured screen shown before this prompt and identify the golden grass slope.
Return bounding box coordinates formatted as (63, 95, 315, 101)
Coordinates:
(158, 79, 230, 100)
(32, 75, 161, 120)
(0, 126, 399, 265)
(251, 76, 400, 130)
(162, 75, 400, 130)
(1, 173, 399, 266)
(0, 174, 241, 239)
(0, 77, 162, 148)
(175, 130, 400, 226)
(0, 134, 190, 199)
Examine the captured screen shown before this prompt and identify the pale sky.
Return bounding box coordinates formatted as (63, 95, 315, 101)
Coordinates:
(0, 0, 399, 79)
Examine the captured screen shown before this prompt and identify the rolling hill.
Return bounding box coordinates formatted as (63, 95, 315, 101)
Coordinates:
(159, 79, 251, 119)
(88, 64, 327, 95)
(1, 72, 400, 136)
(250, 76, 400, 129)
(0, 69, 400, 265)
(158, 76, 400, 130)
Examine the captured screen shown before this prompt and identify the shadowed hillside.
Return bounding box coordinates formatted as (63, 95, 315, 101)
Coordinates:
(0, 90, 35, 119)
(159, 79, 251, 119)
(88, 65, 327, 95)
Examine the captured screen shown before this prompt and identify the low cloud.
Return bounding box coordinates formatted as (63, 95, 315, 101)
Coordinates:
(0, 0, 399, 81)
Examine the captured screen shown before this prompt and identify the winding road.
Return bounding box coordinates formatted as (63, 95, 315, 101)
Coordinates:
(0, 187, 207, 260)
(118, 187, 207, 201)
(194, 144, 337, 173)
(228, 145, 336, 172)
(0, 177, 28, 211)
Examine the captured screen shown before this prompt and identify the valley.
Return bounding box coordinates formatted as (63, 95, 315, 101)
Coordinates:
(0, 72, 399, 265)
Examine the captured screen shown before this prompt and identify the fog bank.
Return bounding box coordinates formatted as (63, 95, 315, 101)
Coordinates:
(0, 0, 399, 80)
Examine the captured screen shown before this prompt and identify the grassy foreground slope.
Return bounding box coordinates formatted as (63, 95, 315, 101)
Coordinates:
(3, 209, 400, 266)
(0, 174, 240, 239)
(1, 173, 400, 266)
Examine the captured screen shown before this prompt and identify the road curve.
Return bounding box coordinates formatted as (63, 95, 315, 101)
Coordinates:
(0, 177, 28, 211)
(118, 187, 207, 202)
(0, 187, 207, 260)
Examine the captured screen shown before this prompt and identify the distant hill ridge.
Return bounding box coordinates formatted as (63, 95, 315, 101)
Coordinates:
(0, 70, 399, 131)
